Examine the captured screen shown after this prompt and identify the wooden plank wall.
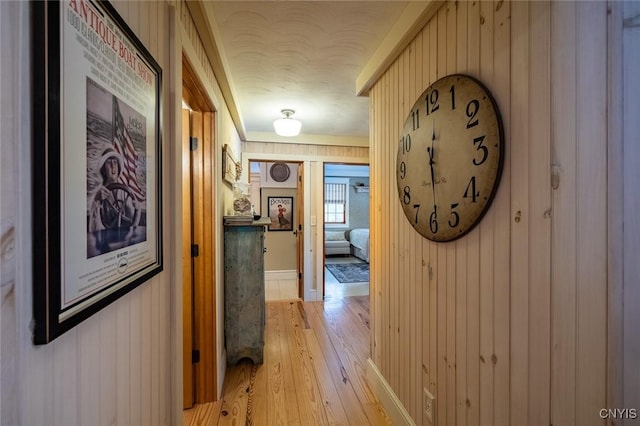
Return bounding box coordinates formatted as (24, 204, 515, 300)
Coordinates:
(243, 141, 369, 160)
(368, 1, 609, 425)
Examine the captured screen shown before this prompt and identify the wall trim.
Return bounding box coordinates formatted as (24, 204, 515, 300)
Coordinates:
(355, 0, 443, 96)
(265, 270, 297, 280)
(366, 358, 416, 426)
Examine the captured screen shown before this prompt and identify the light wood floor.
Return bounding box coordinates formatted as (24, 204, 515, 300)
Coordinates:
(183, 296, 391, 425)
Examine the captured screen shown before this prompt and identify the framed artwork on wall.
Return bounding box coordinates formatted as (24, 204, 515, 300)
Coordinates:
(266, 196, 293, 231)
(222, 144, 239, 185)
(31, 0, 163, 344)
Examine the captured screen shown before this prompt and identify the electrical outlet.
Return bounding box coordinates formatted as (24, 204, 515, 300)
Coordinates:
(423, 388, 435, 423)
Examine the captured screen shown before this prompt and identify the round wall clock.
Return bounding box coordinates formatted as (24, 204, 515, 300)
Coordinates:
(269, 162, 291, 182)
(396, 74, 504, 242)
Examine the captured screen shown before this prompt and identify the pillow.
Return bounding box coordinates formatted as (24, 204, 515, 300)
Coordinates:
(325, 231, 346, 241)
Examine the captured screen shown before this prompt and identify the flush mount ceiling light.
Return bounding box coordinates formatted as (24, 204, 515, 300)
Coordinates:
(273, 109, 302, 137)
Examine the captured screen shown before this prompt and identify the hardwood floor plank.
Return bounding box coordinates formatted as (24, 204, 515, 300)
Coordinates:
(217, 360, 252, 425)
(310, 300, 393, 425)
(269, 301, 296, 425)
(248, 304, 270, 426)
(282, 302, 329, 425)
(303, 302, 380, 425)
(183, 401, 222, 426)
(183, 298, 390, 425)
(316, 300, 370, 363)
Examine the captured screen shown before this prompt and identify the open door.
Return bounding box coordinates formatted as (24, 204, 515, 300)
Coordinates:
(295, 164, 304, 298)
(181, 110, 193, 408)
(182, 57, 217, 409)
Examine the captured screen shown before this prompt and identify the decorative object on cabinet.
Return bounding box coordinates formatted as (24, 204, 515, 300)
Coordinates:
(224, 217, 270, 365)
(232, 182, 252, 216)
(266, 196, 294, 231)
(31, 0, 163, 344)
(396, 74, 504, 242)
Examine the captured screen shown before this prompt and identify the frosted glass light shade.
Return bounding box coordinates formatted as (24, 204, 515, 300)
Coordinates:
(273, 109, 302, 137)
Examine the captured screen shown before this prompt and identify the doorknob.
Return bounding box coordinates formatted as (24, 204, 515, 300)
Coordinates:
(293, 230, 298, 236)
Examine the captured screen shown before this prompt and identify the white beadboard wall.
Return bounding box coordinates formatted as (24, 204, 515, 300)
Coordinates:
(7, 1, 175, 425)
(368, 1, 617, 425)
(621, 0, 640, 418)
(0, 0, 245, 423)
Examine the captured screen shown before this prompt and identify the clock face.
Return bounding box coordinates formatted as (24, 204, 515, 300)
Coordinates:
(396, 74, 504, 242)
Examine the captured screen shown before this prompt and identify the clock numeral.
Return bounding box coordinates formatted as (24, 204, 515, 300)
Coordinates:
(472, 135, 488, 166)
(401, 134, 412, 154)
(425, 89, 440, 115)
(413, 204, 421, 224)
(429, 208, 438, 234)
(399, 161, 407, 179)
(466, 99, 480, 128)
(411, 109, 420, 130)
(403, 186, 411, 205)
(448, 203, 460, 228)
(464, 176, 479, 203)
(449, 84, 456, 110)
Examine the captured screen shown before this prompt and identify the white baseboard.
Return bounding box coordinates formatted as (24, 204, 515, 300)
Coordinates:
(265, 270, 298, 301)
(366, 358, 416, 426)
(265, 270, 297, 280)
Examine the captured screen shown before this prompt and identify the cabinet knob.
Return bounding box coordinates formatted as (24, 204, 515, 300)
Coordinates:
(263, 247, 267, 253)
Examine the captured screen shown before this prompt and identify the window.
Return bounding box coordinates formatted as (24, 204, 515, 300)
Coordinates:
(324, 178, 349, 226)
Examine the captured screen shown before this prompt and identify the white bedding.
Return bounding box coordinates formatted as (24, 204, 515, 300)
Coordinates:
(349, 228, 369, 262)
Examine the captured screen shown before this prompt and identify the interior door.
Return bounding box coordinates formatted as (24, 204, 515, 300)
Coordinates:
(182, 110, 194, 408)
(296, 163, 304, 298)
(182, 56, 218, 408)
(182, 109, 217, 408)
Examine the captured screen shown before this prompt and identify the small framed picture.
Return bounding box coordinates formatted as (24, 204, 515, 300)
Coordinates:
(266, 196, 293, 231)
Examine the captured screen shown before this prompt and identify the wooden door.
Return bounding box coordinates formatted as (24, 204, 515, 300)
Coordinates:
(296, 164, 304, 298)
(182, 110, 194, 408)
(183, 110, 217, 408)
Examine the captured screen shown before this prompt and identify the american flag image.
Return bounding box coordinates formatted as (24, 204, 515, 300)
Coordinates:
(112, 97, 145, 202)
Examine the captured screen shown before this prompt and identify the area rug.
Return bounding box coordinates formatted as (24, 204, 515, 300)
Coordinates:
(326, 263, 369, 283)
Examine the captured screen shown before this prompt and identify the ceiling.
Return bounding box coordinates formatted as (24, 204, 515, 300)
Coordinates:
(191, 1, 441, 145)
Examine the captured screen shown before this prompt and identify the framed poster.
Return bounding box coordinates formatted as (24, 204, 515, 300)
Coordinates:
(266, 196, 293, 231)
(32, 0, 163, 344)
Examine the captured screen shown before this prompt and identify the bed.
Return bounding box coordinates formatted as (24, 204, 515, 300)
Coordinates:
(347, 228, 369, 263)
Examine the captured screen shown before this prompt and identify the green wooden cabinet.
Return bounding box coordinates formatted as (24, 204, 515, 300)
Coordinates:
(223, 219, 269, 365)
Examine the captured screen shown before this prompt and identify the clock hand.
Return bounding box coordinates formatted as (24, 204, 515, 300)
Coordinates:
(428, 124, 437, 208)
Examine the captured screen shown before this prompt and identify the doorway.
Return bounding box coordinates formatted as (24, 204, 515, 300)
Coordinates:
(322, 163, 370, 299)
(182, 57, 217, 408)
(248, 160, 303, 301)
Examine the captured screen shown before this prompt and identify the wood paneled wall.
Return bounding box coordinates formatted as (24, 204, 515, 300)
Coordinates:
(243, 141, 369, 160)
(368, 2, 610, 425)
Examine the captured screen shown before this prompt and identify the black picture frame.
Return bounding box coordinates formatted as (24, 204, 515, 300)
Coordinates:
(266, 196, 294, 231)
(32, 0, 163, 344)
